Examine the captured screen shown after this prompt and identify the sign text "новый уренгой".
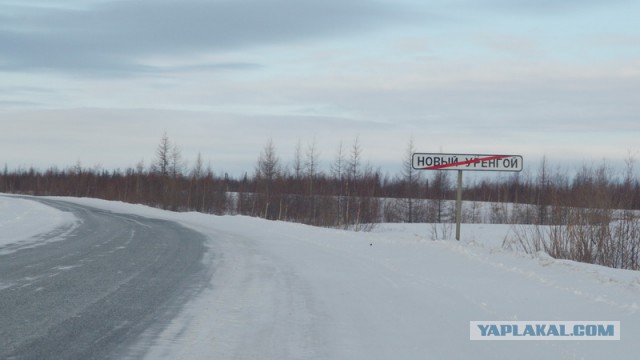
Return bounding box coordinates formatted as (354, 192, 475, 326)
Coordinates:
(412, 153, 523, 172)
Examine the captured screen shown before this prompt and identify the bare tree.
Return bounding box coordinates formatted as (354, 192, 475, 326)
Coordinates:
(305, 138, 320, 224)
(149, 132, 173, 208)
(331, 141, 347, 227)
(149, 132, 185, 209)
(305, 138, 320, 192)
(430, 170, 451, 223)
(292, 140, 303, 180)
(535, 155, 550, 224)
(153, 132, 171, 176)
(169, 142, 185, 179)
(191, 152, 204, 179)
(256, 138, 279, 183)
(347, 136, 362, 182)
(330, 140, 346, 181)
(401, 137, 422, 223)
(255, 138, 281, 218)
(189, 152, 204, 211)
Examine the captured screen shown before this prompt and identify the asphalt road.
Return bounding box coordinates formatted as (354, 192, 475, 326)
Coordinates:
(0, 198, 209, 360)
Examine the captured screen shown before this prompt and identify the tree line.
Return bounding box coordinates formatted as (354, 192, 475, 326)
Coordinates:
(1, 134, 639, 231)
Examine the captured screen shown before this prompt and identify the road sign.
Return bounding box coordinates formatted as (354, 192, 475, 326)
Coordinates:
(412, 153, 523, 172)
(412, 152, 524, 240)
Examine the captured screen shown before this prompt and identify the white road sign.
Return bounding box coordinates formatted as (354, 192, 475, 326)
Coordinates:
(412, 153, 523, 172)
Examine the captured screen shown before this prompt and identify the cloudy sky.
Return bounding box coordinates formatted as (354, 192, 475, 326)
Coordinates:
(1, 0, 639, 176)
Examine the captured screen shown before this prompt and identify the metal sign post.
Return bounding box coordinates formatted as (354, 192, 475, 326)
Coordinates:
(455, 170, 462, 241)
(412, 153, 523, 241)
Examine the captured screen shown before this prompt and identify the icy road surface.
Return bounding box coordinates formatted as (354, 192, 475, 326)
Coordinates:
(0, 197, 209, 359)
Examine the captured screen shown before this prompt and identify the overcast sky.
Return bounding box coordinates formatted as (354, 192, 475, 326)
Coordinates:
(1, 0, 639, 177)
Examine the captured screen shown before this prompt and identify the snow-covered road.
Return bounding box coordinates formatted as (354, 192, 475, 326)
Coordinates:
(2, 195, 640, 359)
(143, 215, 640, 360)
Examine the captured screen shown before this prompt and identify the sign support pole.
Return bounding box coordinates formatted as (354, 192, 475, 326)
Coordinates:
(411, 153, 523, 241)
(455, 170, 462, 241)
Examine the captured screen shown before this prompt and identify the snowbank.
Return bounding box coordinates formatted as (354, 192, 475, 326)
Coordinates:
(0, 194, 78, 255)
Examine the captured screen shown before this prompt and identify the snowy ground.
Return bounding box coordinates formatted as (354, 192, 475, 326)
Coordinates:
(0, 195, 78, 255)
(2, 194, 640, 359)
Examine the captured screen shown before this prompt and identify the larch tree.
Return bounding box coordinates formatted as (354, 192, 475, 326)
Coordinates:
(153, 132, 171, 176)
(305, 138, 320, 224)
(400, 137, 422, 223)
(331, 141, 347, 227)
(255, 138, 280, 219)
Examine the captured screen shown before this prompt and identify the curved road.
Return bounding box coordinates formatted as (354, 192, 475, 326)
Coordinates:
(0, 198, 209, 359)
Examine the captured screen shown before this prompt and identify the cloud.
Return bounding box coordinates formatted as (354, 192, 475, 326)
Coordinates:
(468, 0, 631, 14)
(0, 0, 411, 75)
(589, 34, 640, 47)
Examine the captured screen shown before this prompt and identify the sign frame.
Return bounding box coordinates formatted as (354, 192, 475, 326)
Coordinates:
(412, 153, 523, 172)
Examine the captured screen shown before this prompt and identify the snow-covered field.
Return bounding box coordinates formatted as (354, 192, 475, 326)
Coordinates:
(2, 194, 640, 359)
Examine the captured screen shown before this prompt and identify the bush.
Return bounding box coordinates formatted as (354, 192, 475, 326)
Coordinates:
(504, 208, 640, 270)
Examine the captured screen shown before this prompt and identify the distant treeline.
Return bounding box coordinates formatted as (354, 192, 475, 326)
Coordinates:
(2, 134, 639, 230)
